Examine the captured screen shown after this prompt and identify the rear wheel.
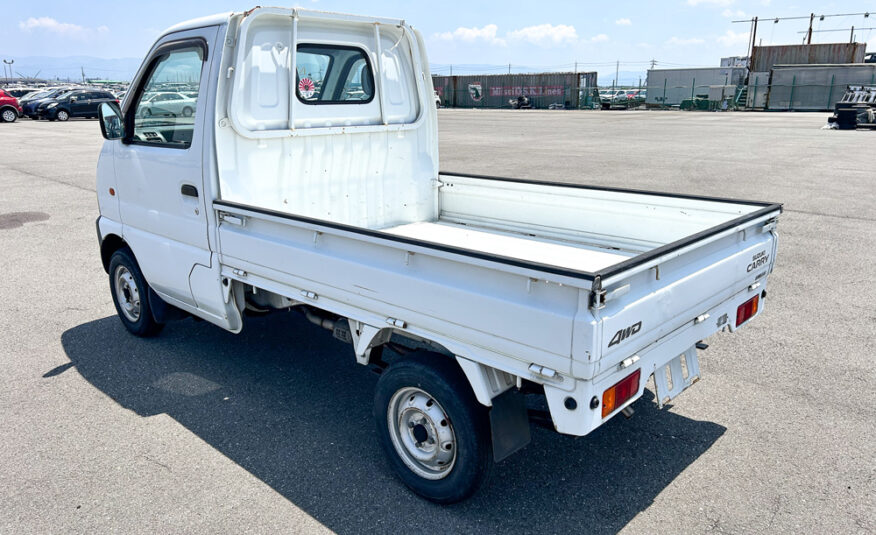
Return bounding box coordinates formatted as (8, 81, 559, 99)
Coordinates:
(374, 352, 491, 503)
(108, 248, 164, 337)
(1, 109, 17, 123)
(55, 109, 69, 122)
(181, 106, 193, 117)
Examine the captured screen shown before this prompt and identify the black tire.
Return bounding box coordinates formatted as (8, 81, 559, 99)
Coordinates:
(374, 352, 491, 503)
(108, 247, 164, 337)
(55, 109, 70, 122)
(181, 106, 193, 117)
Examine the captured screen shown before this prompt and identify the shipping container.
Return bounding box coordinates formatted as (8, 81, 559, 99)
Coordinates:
(765, 64, 876, 111)
(751, 43, 866, 73)
(645, 67, 746, 107)
(431, 72, 598, 109)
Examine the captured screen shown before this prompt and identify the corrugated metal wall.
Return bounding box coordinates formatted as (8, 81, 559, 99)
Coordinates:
(765, 64, 876, 111)
(645, 67, 746, 106)
(432, 72, 598, 109)
(751, 43, 866, 73)
(746, 72, 771, 108)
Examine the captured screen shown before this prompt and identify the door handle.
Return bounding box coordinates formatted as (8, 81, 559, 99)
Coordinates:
(180, 184, 198, 197)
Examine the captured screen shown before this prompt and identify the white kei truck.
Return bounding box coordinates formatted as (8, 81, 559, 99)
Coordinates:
(94, 8, 781, 503)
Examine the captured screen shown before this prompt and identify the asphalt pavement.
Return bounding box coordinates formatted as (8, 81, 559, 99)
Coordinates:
(0, 111, 873, 534)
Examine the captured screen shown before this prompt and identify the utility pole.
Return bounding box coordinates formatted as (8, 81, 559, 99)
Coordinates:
(850, 26, 855, 43)
(574, 60, 577, 73)
(650, 58, 657, 69)
(508, 63, 511, 74)
(81, 66, 86, 83)
(749, 17, 758, 71)
(615, 60, 619, 88)
(806, 13, 814, 44)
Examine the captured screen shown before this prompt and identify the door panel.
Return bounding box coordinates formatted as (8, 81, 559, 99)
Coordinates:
(116, 27, 218, 305)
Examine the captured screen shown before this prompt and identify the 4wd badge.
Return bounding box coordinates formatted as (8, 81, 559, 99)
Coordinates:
(468, 83, 483, 102)
(608, 321, 642, 347)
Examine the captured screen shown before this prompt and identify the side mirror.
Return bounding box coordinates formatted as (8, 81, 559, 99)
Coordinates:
(98, 102, 125, 140)
(70, 96, 78, 102)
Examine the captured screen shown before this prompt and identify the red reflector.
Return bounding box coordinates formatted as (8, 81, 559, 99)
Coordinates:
(602, 368, 641, 418)
(736, 295, 760, 327)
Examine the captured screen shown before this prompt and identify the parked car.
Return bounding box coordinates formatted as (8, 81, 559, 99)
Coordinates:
(21, 87, 71, 119)
(137, 91, 198, 118)
(0, 89, 23, 122)
(96, 7, 782, 504)
(38, 89, 118, 121)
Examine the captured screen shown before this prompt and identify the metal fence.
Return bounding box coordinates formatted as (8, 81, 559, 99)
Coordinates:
(643, 66, 876, 111)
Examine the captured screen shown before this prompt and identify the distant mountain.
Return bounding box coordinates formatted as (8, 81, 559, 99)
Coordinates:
(0, 56, 143, 82)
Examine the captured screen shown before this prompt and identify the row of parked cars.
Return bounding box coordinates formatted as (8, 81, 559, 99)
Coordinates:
(0, 86, 120, 122)
(0, 85, 205, 124)
(599, 88, 647, 110)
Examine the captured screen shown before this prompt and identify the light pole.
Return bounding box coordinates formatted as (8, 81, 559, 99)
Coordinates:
(2, 59, 14, 85)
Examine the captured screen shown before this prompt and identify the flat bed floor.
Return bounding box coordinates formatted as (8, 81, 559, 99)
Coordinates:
(384, 221, 631, 272)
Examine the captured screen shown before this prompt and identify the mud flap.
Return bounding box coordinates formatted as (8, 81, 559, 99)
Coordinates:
(489, 389, 531, 462)
(653, 346, 701, 409)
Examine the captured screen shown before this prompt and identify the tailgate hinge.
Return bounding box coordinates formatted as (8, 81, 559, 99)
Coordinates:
(590, 284, 629, 310)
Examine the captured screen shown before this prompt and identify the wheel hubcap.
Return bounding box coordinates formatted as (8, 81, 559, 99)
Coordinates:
(387, 387, 456, 480)
(114, 265, 141, 322)
(2, 110, 14, 121)
(58, 111, 68, 120)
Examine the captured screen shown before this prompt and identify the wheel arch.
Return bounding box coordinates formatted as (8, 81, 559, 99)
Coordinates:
(100, 233, 127, 273)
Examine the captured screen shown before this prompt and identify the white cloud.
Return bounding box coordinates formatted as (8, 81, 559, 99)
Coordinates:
(687, 0, 735, 6)
(434, 24, 506, 46)
(18, 17, 109, 39)
(615, 18, 632, 26)
(721, 9, 746, 17)
(666, 36, 706, 45)
(716, 30, 750, 46)
(508, 24, 578, 46)
(590, 33, 609, 43)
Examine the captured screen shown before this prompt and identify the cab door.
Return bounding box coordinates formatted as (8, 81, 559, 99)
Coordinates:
(114, 26, 218, 306)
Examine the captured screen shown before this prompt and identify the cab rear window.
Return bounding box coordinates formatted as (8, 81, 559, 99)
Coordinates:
(295, 44, 374, 104)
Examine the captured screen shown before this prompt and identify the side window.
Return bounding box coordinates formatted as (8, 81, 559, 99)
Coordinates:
(131, 44, 204, 148)
(296, 44, 374, 104)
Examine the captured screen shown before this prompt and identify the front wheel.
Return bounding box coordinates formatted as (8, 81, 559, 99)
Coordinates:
(55, 109, 69, 121)
(374, 352, 492, 503)
(108, 248, 164, 337)
(1, 109, 17, 123)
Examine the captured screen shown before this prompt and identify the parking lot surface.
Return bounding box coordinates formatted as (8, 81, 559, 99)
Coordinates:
(1, 111, 873, 534)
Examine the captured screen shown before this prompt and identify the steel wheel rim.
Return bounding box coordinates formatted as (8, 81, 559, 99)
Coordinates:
(113, 265, 141, 322)
(387, 387, 457, 480)
(57, 111, 68, 121)
(2, 110, 14, 122)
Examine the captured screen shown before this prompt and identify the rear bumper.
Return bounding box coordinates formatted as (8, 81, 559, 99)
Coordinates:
(543, 284, 767, 436)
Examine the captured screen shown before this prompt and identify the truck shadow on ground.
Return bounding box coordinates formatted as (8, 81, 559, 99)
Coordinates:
(60, 313, 725, 535)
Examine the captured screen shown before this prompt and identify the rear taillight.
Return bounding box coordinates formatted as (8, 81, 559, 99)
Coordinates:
(602, 368, 641, 418)
(736, 295, 759, 326)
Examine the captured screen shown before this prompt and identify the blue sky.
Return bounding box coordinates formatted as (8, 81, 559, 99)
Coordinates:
(1, 0, 874, 78)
